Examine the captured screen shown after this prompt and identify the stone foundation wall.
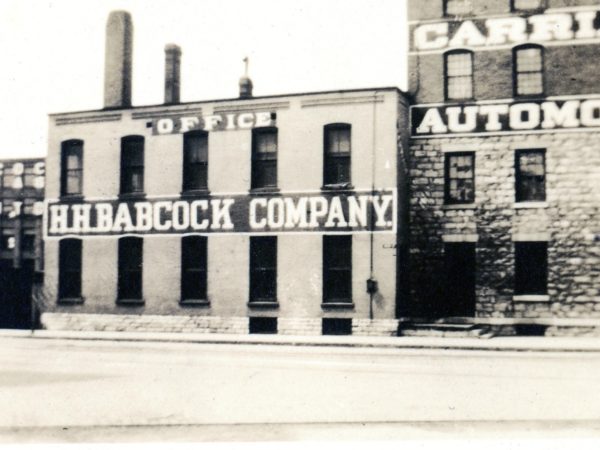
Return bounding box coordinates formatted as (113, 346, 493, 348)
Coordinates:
(409, 132, 600, 320)
(41, 312, 401, 336)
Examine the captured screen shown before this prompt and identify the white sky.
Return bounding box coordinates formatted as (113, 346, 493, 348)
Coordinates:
(0, 0, 408, 159)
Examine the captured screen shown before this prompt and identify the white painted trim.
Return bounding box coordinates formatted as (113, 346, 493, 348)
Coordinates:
(442, 234, 478, 242)
(513, 201, 548, 209)
(409, 37, 600, 55)
(510, 142, 551, 150)
(513, 295, 550, 302)
(442, 203, 477, 210)
(512, 232, 550, 241)
(411, 93, 600, 108)
(411, 126, 600, 139)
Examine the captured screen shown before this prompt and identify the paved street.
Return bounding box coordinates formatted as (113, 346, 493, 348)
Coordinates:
(1, 337, 600, 442)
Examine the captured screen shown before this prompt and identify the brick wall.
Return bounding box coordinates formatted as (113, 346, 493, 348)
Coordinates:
(408, 131, 600, 321)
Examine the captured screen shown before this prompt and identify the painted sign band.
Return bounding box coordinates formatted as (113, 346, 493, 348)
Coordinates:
(410, 7, 600, 53)
(46, 190, 397, 237)
(411, 99, 600, 137)
(152, 111, 276, 135)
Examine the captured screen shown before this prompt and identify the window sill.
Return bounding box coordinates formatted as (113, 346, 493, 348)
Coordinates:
(249, 187, 280, 196)
(321, 302, 354, 310)
(57, 297, 84, 305)
(116, 298, 145, 306)
(513, 295, 550, 302)
(514, 201, 548, 209)
(442, 203, 476, 210)
(118, 193, 146, 201)
(248, 301, 279, 309)
(180, 189, 211, 198)
(58, 195, 84, 203)
(180, 299, 210, 307)
(321, 183, 354, 191)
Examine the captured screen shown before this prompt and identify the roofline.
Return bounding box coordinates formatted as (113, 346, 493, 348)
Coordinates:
(49, 86, 407, 117)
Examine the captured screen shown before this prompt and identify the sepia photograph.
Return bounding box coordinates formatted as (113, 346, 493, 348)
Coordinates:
(0, 0, 600, 447)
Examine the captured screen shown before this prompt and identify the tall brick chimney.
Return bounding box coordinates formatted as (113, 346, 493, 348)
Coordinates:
(104, 11, 133, 108)
(164, 44, 181, 104)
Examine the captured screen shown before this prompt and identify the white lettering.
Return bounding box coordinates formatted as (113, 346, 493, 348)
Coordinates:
(324, 197, 348, 228)
(95, 204, 113, 232)
(347, 196, 368, 227)
(529, 13, 574, 41)
(580, 99, 600, 126)
(416, 108, 448, 134)
(49, 204, 69, 234)
(448, 21, 487, 48)
(574, 11, 598, 39)
(284, 197, 309, 228)
(541, 101, 580, 128)
(249, 198, 267, 229)
(480, 104, 509, 131)
(485, 17, 527, 45)
(509, 103, 541, 130)
(190, 200, 209, 230)
(172, 201, 190, 230)
(180, 116, 200, 133)
(153, 201, 172, 231)
(308, 197, 328, 228)
(446, 106, 478, 133)
(255, 112, 273, 128)
(211, 199, 234, 230)
(134, 202, 153, 231)
(237, 113, 255, 129)
(414, 22, 448, 50)
(157, 118, 174, 134)
(112, 203, 135, 232)
(203, 115, 222, 131)
(371, 195, 393, 227)
(72, 204, 92, 232)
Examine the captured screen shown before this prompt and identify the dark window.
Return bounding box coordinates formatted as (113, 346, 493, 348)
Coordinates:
(59, 239, 82, 299)
(60, 140, 83, 196)
(445, 50, 473, 100)
(251, 128, 277, 189)
(323, 235, 352, 303)
(120, 136, 144, 195)
(444, 243, 476, 317)
(445, 152, 475, 204)
(118, 237, 143, 301)
(515, 149, 545, 202)
(515, 242, 548, 295)
(181, 236, 207, 302)
(514, 45, 544, 96)
(324, 124, 351, 186)
(511, 0, 545, 11)
(322, 318, 352, 335)
(444, 0, 472, 15)
(249, 317, 278, 334)
(249, 236, 277, 302)
(183, 131, 208, 192)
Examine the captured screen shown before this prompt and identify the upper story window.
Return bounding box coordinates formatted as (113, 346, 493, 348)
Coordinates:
(60, 140, 83, 196)
(513, 45, 544, 97)
(183, 131, 208, 192)
(511, 0, 545, 11)
(251, 127, 278, 190)
(445, 152, 475, 204)
(445, 50, 474, 101)
(120, 135, 144, 195)
(444, 0, 472, 16)
(515, 149, 546, 202)
(323, 124, 351, 187)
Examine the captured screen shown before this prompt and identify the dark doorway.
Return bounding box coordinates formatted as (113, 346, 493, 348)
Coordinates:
(0, 259, 38, 329)
(441, 243, 476, 318)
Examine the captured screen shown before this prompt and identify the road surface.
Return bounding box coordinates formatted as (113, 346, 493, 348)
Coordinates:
(1, 336, 600, 441)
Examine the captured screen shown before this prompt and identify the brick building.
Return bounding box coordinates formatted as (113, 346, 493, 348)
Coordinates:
(406, 0, 600, 334)
(41, 12, 410, 335)
(0, 158, 45, 328)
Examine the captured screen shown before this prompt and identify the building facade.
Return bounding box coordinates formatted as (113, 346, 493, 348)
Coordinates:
(407, 0, 600, 334)
(0, 158, 45, 328)
(42, 12, 410, 335)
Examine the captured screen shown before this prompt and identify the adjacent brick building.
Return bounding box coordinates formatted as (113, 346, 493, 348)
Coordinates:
(407, 0, 600, 334)
(0, 158, 45, 328)
(41, 12, 411, 336)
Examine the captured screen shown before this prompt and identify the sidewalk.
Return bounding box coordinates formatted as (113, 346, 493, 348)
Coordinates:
(2, 328, 600, 352)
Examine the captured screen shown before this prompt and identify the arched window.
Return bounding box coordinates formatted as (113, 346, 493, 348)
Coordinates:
(444, 0, 472, 16)
(182, 131, 208, 192)
(444, 50, 474, 100)
(120, 135, 144, 195)
(323, 123, 351, 186)
(513, 44, 544, 97)
(60, 139, 83, 196)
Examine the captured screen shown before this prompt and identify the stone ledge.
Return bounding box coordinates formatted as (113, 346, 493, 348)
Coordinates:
(514, 201, 548, 209)
(513, 295, 550, 302)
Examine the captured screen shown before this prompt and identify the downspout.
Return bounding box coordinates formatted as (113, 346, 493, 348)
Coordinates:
(369, 91, 378, 320)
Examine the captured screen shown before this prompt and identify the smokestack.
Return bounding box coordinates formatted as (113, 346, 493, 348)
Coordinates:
(239, 56, 253, 99)
(104, 11, 133, 108)
(164, 44, 181, 104)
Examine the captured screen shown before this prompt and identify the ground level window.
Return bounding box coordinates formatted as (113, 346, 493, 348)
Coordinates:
(249, 317, 278, 334)
(322, 318, 352, 335)
(59, 239, 82, 300)
(515, 149, 545, 202)
(443, 243, 476, 317)
(515, 242, 548, 295)
(118, 237, 143, 302)
(249, 236, 277, 302)
(181, 236, 207, 302)
(323, 235, 352, 303)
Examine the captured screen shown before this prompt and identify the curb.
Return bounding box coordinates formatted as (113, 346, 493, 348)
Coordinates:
(2, 329, 600, 352)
